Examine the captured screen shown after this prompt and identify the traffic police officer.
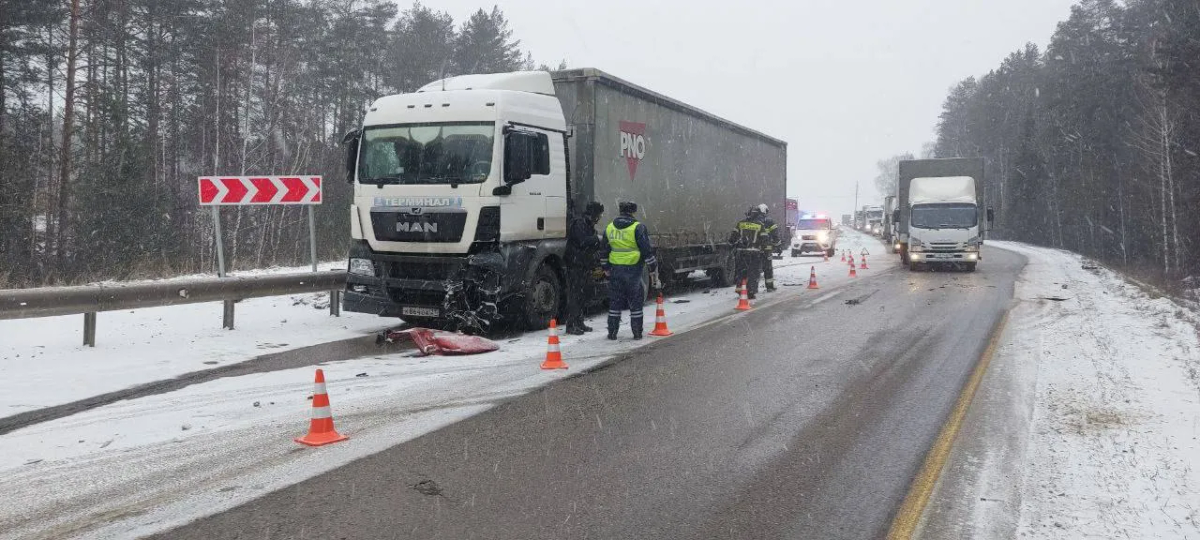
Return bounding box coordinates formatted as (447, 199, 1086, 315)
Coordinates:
(731, 205, 767, 298)
(563, 201, 605, 335)
(600, 201, 658, 340)
(758, 204, 781, 292)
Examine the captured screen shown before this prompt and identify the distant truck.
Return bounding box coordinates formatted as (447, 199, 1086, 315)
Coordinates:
(882, 195, 897, 252)
(341, 69, 787, 330)
(784, 198, 799, 251)
(790, 214, 838, 257)
(896, 158, 993, 272)
(864, 205, 885, 236)
(841, 214, 852, 227)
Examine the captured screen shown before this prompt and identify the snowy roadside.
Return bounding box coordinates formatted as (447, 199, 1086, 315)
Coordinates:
(0, 259, 383, 414)
(917, 241, 1200, 539)
(1, 229, 891, 540)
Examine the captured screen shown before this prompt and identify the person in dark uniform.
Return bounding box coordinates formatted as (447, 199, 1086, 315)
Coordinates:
(731, 206, 767, 298)
(758, 204, 781, 292)
(600, 201, 658, 340)
(563, 201, 605, 335)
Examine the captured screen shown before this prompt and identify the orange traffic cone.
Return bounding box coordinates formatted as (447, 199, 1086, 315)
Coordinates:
(735, 279, 752, 311)
(295, 368, 348, 447)
(808, 266, 820, 289)
(648, 294, 673, 336)
(823, 251, 829, 263)
(840, 250, 846, 262)
(860, 255, 869, 270)
(849, 262, 858, 278)
(540, 319, 568, 370)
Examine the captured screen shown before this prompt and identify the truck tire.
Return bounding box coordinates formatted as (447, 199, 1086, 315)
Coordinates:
(963, 262, 977, 273)
(707, 254, 735, 288)
(521, 263, 562, 331)
(826, 247, 836, 258)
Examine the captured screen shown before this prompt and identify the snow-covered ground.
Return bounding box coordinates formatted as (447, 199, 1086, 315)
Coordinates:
(918, 242, 1200, 539)
(1, 229, 892, 540)
(0, 258, 392, 412)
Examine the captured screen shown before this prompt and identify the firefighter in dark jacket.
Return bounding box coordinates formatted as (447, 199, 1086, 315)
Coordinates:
(600, 201, 659, 340)
(730, 205, 767, 298)
(563, 201, 605, 335)
(758, 204, 781, 292)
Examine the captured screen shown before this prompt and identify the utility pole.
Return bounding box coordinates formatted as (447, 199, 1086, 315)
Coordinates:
(853, 181, 859, 228)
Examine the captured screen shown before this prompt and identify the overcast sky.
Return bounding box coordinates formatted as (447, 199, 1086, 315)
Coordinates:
(435, 0, 1077, 216)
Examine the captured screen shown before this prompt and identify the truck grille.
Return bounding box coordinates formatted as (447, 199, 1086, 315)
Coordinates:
(387, 259, 462, 281)
(371, 210, 467, 243)
(929, 242, 961, 252)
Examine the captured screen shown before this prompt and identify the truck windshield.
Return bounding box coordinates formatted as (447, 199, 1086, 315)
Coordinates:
(358, 122, 495, 185)
(911, 203, 978, 229)
(796, 219, 831, 230)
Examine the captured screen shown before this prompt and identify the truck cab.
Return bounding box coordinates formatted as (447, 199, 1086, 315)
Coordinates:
(791, 215, 837, 257)
(864, 206, 885, 236)
(342, 72, 568, 330)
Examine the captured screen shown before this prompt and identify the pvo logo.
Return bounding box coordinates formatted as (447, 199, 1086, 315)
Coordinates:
(619, 121, 647, 180)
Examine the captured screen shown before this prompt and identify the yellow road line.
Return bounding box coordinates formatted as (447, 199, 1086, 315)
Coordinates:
(886, 311, 1011, 540)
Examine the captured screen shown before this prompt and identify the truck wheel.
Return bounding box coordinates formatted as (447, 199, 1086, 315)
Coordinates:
(521, 264, 562, 330)
(826, 247, 836, 258)
(707, 255, 735, 287)
(963, 262, 977, 273)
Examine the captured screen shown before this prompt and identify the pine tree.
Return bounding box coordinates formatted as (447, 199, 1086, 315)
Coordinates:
(452, 7, 523, 75)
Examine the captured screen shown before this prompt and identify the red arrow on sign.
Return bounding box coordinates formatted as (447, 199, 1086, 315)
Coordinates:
(199, 178, 219, 204)
(221, 178, 249, 203)
(250, 177, 278, 203)
(198, 175, 320, 205)
(280, 177, 305, 203)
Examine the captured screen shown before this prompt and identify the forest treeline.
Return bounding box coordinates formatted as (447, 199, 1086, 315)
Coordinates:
(931, 0, 1199, 286)
(0, 0, 552, 286)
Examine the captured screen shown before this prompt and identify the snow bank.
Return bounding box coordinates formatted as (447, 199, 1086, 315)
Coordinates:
(936, 241, 1200, 539)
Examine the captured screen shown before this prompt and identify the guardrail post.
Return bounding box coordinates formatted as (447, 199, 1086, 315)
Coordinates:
(329, 290, 341, 317)
(222, 300, 235, 329)
(83, 312, 97, 347)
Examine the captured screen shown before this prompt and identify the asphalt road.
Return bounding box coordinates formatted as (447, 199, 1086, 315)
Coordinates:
(152, 247, 1025, 540)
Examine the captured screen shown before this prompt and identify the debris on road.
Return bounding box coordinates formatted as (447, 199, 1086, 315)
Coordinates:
(378, 328, 500, 356)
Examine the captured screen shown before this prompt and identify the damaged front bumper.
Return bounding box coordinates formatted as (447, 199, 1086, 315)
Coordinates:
(342, 241, 527, 331)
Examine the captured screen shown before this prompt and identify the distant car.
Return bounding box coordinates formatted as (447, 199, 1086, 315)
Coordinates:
(791, 216, 838, 257)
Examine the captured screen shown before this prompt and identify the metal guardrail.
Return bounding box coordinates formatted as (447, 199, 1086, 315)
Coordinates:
(0, 271, 347, 346)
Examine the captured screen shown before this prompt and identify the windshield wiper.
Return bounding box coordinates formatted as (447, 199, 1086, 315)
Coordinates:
(362, 176, 404, 187)
(424, 176, 467, 188)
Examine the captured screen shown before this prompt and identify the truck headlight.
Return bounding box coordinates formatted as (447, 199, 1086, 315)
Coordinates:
(909, 245, 924, 253)
(964, 245, 979, 252)
(349, 258, 375, 276)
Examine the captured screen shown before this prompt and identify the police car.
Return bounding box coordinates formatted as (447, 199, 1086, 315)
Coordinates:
(791, 214, 838, 257)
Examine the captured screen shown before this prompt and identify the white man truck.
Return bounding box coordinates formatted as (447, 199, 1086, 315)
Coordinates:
(341, 69, 786, 330)
(896, 158, 993, 272)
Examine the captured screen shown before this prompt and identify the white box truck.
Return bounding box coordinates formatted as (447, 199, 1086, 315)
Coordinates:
(340, 69, 787, 330)
(896, 158, 993, 272)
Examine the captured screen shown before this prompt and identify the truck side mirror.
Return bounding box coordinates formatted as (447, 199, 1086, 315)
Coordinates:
(503, 131, 536, 185)
(342, 129, 360, 183)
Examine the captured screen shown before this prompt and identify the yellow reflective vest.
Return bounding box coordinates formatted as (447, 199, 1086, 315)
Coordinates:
(606, 221, 641, 266)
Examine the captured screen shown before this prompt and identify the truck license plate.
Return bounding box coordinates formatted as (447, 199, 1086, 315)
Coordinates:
(401, 306, 440, 318)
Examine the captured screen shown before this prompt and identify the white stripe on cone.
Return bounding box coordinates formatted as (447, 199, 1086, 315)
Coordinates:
(310, 406, 332, 419)
(313, 382, 327, 394)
